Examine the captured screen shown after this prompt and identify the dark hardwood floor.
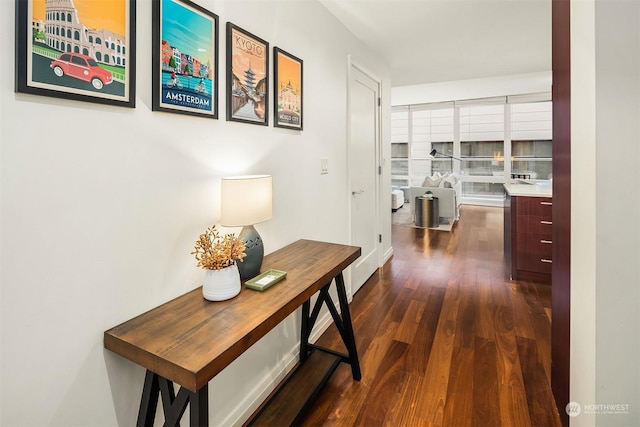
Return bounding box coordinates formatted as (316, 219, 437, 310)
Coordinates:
(299, 205, 561, 426)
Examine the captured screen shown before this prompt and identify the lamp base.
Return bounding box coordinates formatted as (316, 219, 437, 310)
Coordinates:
(238, 225, 264, 280)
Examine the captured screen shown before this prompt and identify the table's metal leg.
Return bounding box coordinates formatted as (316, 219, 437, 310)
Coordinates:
(301, 281, 333, 362)
(189, 385, 208, 427)
(300, 300, 311, 362)
(334, 273, 362, 380)
(158, 375, 176, 420)
(137, 370, 160, 427)
(135, 370, 209, 427)
(303, 274, 362, 380)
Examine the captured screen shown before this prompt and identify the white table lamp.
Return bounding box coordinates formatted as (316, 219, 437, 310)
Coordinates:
(221, 175, 273, 280)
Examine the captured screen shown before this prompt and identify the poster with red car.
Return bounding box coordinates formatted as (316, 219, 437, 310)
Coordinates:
(15, 0, 135, 107)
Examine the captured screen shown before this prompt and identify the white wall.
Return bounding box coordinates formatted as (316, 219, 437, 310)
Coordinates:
(0, 1, 390, 425)
(570, 1, 597, 425)
(593, 0, 640, 425)
(571, 1, 640, 426)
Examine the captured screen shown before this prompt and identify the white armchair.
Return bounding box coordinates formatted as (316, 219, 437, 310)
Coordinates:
(391, 189, 404, 211)
(409, 173, 462, 226)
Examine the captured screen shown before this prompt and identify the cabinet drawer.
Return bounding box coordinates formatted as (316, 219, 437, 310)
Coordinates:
(539, 219, 552, 238)
(537, 198, 553, 219)
(531, 257, 552, 274)
(516, 234, 552, 274)
(518, 216, 553, 238)
(515, 197, 553, 219)
(516, 253, 552, 275)
(539, 238, 553, 258)
(516, 234, 552, 256)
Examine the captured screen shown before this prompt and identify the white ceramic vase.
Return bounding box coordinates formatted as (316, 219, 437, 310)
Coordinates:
(202, 264, 241, 301)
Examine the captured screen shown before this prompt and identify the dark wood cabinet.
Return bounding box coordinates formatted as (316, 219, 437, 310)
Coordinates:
(505, 194, 552, 283)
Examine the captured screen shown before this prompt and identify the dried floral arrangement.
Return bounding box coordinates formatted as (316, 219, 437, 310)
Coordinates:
(192, 225, 246, 270)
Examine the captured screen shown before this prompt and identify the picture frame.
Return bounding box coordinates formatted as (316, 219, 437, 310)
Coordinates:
(226, 23, 269, 126)
(273, 47, 303, 130)
(152, 0, 218, 119)
(15, 0, 136, 107)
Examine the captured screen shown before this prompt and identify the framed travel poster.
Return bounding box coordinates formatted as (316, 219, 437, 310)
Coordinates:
(152, 0, 218, 119)
(273, 47, 303, 130)
(226, 23, 268, 126)
(15, 0, 136, 107)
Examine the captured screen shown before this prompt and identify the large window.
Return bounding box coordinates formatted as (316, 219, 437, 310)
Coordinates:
(390, 95, 552, 203)
(510, 101, 553, 180)
(412, 107, 454, 180)
(390, 109, 409, 187)
(460, 103, 505, 179)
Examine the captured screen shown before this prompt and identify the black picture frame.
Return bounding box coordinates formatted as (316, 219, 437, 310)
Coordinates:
(273, 47, 303, 130)
(152, 0, 219, 119)
(226, 23, 269, 126)
(15, 0, 136, 107)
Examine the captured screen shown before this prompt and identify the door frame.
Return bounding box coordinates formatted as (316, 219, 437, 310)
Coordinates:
(346, 56, 383, 300)
(551, 1, 571, 425)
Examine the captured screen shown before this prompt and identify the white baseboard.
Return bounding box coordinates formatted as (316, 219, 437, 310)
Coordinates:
(221, 349, 299, 426)
(226, 306, 338, 426)
(383, 247, 394, 264)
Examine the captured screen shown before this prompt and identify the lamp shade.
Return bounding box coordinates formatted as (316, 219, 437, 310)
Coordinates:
(220, 175, 273, 226)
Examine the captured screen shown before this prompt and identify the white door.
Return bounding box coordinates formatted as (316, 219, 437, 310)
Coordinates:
(349, 63, 381, 295)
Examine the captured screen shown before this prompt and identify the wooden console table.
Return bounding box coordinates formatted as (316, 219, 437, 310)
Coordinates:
(104, 239, 362, 426)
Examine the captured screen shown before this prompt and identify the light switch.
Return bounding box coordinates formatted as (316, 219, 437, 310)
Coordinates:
(320, 158, 329, 175)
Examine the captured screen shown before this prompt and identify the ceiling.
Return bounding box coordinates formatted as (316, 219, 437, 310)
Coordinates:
(319, 0, 552, 87)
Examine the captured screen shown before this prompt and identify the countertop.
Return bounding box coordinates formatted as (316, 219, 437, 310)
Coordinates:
(503, 181, 552, 198)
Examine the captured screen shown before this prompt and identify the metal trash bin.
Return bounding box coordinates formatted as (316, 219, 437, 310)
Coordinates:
(414, 196, 439, 228)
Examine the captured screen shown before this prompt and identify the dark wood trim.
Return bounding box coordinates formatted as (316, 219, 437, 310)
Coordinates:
(551, 0, 571, 425)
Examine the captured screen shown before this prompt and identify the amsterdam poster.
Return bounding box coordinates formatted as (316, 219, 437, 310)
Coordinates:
(153, 0, 218, 118)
